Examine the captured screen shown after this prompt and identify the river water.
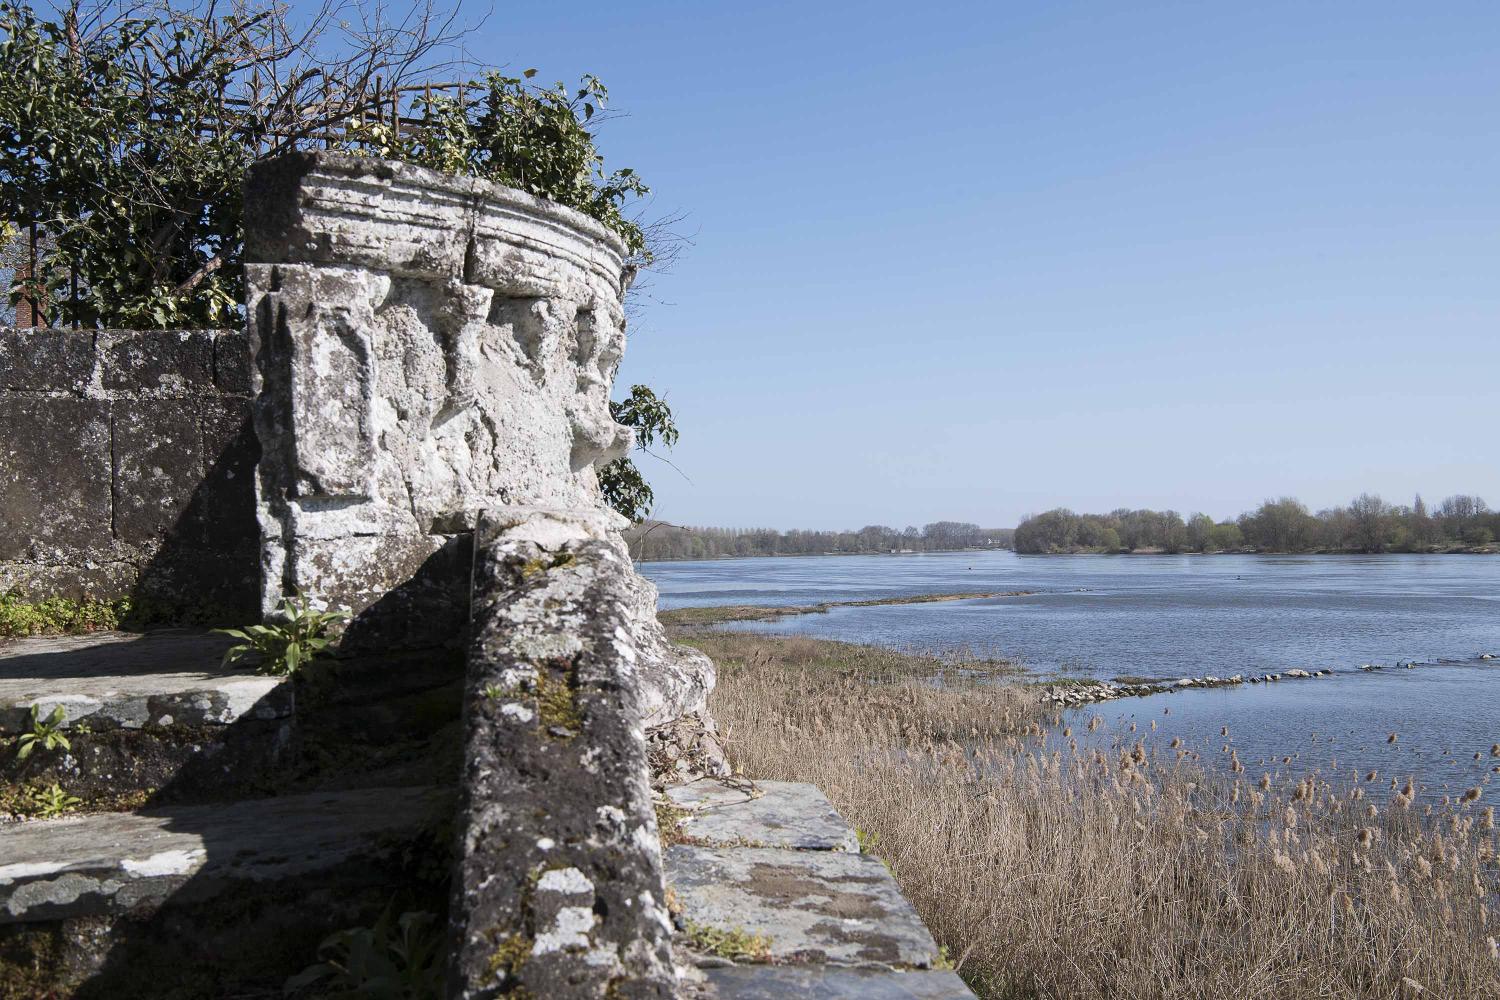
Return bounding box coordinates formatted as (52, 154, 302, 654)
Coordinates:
(643, 550, 1500, 800)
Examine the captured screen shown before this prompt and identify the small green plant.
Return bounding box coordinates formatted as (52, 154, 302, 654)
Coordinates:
(219, 593, 348, 677)
(28, 783, 82, 818)
(482, 683, 508, 701)
(17, 705, 70, 760)
(856, 827, 880, 853)
(933, 944, 956, 970)
(284, 907, 445, 999)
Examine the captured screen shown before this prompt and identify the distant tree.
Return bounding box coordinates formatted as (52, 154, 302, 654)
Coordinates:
(1407, 494, 1435, 549)
(1186, 513, 1216, 552)
(1208, 521, 1243, 551)
(1348, 493, 1395, 553)
(1239, 498, 1320, 552)
(1013, 510, 1079, 554)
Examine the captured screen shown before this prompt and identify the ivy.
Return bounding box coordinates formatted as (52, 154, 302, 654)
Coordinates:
(600, 385, 679, 523)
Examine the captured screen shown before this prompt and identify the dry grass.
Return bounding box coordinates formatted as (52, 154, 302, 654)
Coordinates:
(690, 632, 1500, 1000)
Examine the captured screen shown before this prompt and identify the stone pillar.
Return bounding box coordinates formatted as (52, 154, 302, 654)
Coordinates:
(242, 153, 632, 644)
(241, 152, 713, 720)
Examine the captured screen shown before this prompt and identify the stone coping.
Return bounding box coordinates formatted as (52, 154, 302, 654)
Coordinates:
(0, 785, 448, 923)
(0, 630, 289, 733)
(665, 845, 943, 970)
(667, 780, 859, 853)
(244, 151, 629, 284)
(693, 966, 976, 999)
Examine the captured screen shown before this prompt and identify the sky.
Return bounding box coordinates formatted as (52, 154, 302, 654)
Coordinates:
(411, 3, 1497, 528)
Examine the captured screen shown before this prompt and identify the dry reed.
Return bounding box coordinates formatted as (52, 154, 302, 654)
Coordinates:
(690, 632, 1500, 1000)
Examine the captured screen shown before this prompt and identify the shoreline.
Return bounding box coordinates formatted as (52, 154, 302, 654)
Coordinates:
(657, 590, 1033, 627)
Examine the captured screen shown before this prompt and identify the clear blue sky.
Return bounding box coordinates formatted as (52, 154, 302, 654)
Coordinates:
(470, 3, 1497, 528)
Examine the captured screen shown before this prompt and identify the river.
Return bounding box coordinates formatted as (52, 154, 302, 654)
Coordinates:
(644, 550, 1500, 801)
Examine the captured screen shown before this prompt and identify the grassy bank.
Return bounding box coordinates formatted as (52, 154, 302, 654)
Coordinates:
(658, 590, 1032, 627)
(686, 631, 1500, 1000)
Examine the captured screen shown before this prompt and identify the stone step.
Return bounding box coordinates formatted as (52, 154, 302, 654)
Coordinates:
(0, 785, 447, 923)
(692, 965, 976, 999)
(666, 780, 859, 852)
(0, 629, 290, 733)
(665, 844, 944, 969)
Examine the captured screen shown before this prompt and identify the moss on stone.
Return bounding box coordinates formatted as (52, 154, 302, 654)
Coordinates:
(518, 551, 578, 579)
(654, 798, 691, 848)
(0, 592, 126, 637)
(533, 668, 581, 735)
(681, 920, 772, 961)
(485, 932, 533, 981)
(0, 591, 244, 638)
(0, 924, 62, 998)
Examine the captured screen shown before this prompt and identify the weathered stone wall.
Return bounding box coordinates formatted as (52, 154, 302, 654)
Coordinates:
(0, 328, 259, 615)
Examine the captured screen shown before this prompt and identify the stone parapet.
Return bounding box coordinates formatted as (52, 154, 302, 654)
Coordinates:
(449, 510, 676, 998)
(0, 328, 258, 614)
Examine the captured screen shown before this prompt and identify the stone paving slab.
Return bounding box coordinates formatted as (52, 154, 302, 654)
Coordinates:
(666, 780, 859, 852)
(0, 785, 447, 922)
(0, 629, 289, 732)
(665, 845, 941, 968)
(695, 965, 976, 999)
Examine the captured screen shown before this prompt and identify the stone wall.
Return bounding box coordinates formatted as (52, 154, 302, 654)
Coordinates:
(0, 328, 259, 615)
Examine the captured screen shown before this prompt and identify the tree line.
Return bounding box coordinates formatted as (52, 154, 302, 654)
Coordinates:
(1013, 494, 1497, 554)
(625, 521, 1014, 561)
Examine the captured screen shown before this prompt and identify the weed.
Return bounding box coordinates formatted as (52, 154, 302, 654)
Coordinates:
(710, 631, 1500, 999)
(28, 783, 82, 818)
(17, 705, 70, 760)
(219, 592, 347, 676)
(284, 907, 444, 998)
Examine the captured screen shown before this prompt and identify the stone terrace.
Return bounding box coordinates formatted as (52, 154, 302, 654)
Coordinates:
(0, 152, 970, 999)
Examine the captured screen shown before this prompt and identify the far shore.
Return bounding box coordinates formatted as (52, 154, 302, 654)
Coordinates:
(638, 545, 1497, 563)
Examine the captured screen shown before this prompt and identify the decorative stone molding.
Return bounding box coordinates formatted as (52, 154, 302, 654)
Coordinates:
(242, 152, 714, 723)
(244, 153, 634, 647)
